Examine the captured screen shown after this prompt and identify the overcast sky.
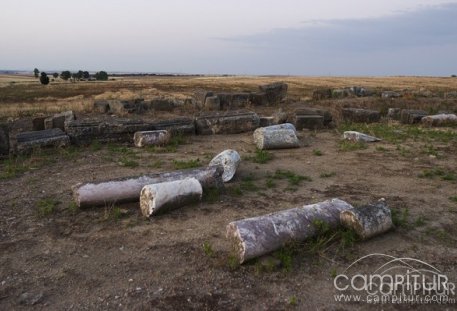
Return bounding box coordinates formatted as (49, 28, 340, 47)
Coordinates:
(1, 0, 456, 75)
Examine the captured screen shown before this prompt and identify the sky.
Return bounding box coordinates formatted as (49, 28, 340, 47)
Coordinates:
(1, 0, 457, 76)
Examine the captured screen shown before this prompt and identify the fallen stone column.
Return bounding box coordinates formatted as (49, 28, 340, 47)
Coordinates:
(140, 178, 202, 217)
(421, 114, 457, 127)
(209, 149, 241, 182)
(343, 131, 381, 142)
(226, 199, 353, 263)
(340, 199, 393, 240)
(134, 130, 171, 147)
(261, 123, 297, 133)
(73, 165, 224, 208)
(253, 127, 299, 150)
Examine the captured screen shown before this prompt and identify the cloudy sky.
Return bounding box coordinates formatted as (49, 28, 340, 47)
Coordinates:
(1, 0, 456, 75)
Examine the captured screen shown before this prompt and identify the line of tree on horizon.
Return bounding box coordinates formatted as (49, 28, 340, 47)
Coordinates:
(33, 68, 109, 85)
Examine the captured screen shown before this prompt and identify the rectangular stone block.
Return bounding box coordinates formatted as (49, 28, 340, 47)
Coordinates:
(65, 118, 156, 144)
(342, 108, 380, 123)
(400, 109, 427, 124)
(16, 128, 70, 154)
(0, 123, 9, 156)
(294, 115, 324, 130)
(195, 110, 260, 135)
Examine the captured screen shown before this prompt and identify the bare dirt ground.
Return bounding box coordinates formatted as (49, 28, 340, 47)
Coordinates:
(1, 75, 457, 310)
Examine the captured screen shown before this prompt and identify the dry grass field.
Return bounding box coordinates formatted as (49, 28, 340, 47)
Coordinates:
(1, 74, 457, 310)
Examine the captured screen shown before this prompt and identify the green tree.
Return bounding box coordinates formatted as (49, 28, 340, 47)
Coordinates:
(95, 71, 108, 81)
(76, 70, 84, 80)
(60, 71, 71, 80)
(53, 72, 59, 79)
(33, 68, 40, 78)
(83, 71, 90, 79)
(40, 72, 50, 85)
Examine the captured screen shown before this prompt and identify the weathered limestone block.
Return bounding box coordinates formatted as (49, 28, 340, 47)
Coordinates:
(295, 108, 333, 125)
(230, 93, 250, 109)
(343, 131, 381, 142)
(65, 118, 156, 144)
(421, 114, 457, 127)
(108, 100, 138, 114)
(93, 101, 110, 113)
(194, 90, 214, 108)
(226, 198, 353, 263)
(134, 130, 171, 147)
(332, 88, 351, 98)
(261, 123, 297, 133)
(195, 110, 260, 135)
(258, 82, 288, 105)
(387, 108, 401, 120)
(153, 118, 195, 135)
(253, 127, 299, 150)
(312, 89, 332, 100)
(216, 93, 232, 110)
(259, 116, 275, 127)
(400, 109, 427, 124)
(32, 116, 47, 131)
(73, 165, 224, 208)
(250, 93, 268, 106)
(272, 110, 288, 124)
(294, 115, 324, 130)
(209, 149, 241, 182)
(0, 123, 10, 156)
(342, 108, 380, 123)
(340, 199, 393, 240)
(140, 178, 203, 217)
(204, 96, 221, 111)
(382, 91, 401, 99)
(150, 98, 176, 111)
(350, 86, 372, 97)
(16, 128, 70, 154)
(44, 111, 75, 130)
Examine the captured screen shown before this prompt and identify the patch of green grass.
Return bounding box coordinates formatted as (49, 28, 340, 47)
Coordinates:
(227, 254, 240, 270)
(288, 296, 298, 306)
(0, 157, 30, 179)
(202, 187, 221, 204)
(418, 167, 456, 181)
(145, 133, 187, 153)
(338, 140, 368, 152)
(421, 144, 438, 157)
(414, 216, 427, 227)
(202, 241, 214, 257)
(90, 140, 102, 151)
(375, 146, 388, 152)
(228, 186, 243, 196)
(148, 159, 163, 169)
(320, 172, 336, 178)
(425, 227, 453, 246)
(250, 149, 274, 164)
(119, 157, 139, 168)
(396, 144, 411, 157)
(273, 169, 312, 186)
(330, 267, 338, 278)
(172, 158, 200, 170)
(274, 243, 296, 272)
(312, 149, 323, 156)
(36, 198, 59, 217)
(240, 176, 259, 192)
(392, 207, 410, 228)
(265, 178, 277, 188)
(449, 196, 457, 203)
(68, 201, 79, 214)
